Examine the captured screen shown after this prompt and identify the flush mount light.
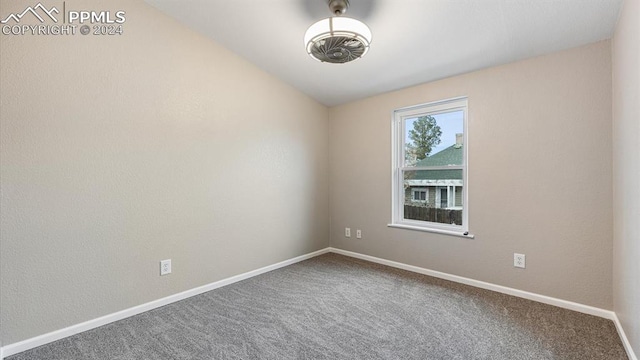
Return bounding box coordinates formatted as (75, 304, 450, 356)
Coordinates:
(304, 0, 372, 64)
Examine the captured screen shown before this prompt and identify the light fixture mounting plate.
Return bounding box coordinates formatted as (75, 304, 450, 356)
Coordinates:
(328, 0, 349, 15)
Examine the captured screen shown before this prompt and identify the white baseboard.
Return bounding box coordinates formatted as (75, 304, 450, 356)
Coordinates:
(2, 246, 636, 360)
(329, 247, 637, 360)
(0, 248, 330, 359)
(613, 313, 639, 360)
(328, 248, 613, 318)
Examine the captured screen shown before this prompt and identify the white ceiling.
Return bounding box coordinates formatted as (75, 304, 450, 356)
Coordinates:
(145, 0, 623, 107)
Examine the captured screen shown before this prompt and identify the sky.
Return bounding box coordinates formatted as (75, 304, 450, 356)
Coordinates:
(405, 110, 464, 155)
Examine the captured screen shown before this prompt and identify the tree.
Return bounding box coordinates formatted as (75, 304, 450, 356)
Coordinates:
(408, 115, 442, 160)
(404, 142, 418, 167)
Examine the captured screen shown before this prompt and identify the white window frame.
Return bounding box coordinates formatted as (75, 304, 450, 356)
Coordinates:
(388, 97, 472, 238)
(411, 187, 428, 203)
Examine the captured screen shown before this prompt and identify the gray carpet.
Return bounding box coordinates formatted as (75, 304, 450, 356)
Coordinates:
(8, 253, 627, 360)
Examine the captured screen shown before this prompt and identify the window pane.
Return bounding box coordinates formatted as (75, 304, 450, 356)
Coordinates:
(403, 169, 463, 226)
(404, 110, 464, 167)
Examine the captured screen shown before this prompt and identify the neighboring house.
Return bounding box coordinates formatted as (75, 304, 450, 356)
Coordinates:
(405, 134, 463, 210)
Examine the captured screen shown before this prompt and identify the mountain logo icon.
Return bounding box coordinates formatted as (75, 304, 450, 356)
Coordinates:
(1, 3, 59, 24)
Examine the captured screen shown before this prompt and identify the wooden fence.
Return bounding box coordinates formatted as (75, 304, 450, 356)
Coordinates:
(404, 205, 462, 225)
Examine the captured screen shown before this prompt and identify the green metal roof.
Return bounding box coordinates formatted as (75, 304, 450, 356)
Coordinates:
(411, 169, 462, 180)
(411, 145, 463, 180)
(416, 145, 462, 167)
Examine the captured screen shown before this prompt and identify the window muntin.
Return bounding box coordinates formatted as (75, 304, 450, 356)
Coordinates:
(392, 97, 468, 234)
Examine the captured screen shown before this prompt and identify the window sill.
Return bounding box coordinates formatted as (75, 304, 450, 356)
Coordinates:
(387, 223, 475, 239)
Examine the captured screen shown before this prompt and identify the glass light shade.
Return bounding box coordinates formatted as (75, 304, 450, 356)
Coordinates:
(304, 17, 372, 62)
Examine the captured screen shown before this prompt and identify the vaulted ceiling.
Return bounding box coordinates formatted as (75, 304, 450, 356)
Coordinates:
(145, 0, 623, 106)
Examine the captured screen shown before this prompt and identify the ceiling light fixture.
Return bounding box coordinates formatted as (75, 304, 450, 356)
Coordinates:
(304, 0, 372, 64)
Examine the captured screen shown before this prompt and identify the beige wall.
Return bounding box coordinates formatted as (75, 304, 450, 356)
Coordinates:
(613, 0, 640, 354)
(0, 0, 329, 345)
(0, 0, 631, 352)
(329, 41, 613, 309)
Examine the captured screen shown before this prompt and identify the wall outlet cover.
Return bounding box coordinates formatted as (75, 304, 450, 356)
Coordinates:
(160, 259, 172, 275)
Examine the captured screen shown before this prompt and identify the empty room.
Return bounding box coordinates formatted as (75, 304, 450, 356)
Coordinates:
(0, 0, 638, 359)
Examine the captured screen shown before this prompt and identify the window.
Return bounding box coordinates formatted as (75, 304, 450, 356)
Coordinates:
(390, 97, 470, 237)
(412, 188, 428, 202)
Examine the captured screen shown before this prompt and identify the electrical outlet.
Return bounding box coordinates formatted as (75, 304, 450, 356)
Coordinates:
(160, 259, 172, 275)
(345, 227, 351, 238)
(514, 253, 525, 268)
(356, 229, 362, 239)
